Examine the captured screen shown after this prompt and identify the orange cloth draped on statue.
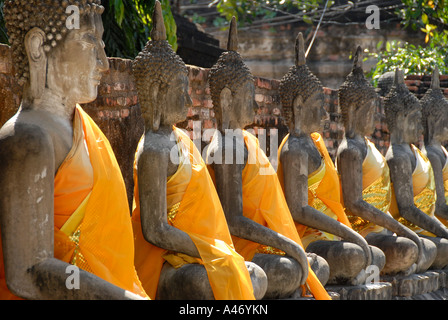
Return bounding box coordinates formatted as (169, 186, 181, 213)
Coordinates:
(132, 126, 255, 300)
(0, 105, 148, 300)
(390, 144, 437, 237)
(207, 130, 331, 300)
(277, 132, 352, 248)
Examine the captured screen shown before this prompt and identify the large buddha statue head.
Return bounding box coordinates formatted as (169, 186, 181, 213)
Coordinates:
(132, 1, 190, 132)
(4, 0, 108, 107)
(279, 33, 326, 135)
(421, 67, 448, 145)
(208, 17, 255, 131)
(384, 69, 423, 144)
(338, 46, 379, 137)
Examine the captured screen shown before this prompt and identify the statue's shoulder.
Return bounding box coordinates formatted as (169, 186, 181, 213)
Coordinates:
(385, 143, 412, 164)
(336, 138, 364, 161)
(0, 111, 53, 152)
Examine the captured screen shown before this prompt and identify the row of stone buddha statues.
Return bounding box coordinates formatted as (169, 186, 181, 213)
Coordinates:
(0, 0, 447, 300)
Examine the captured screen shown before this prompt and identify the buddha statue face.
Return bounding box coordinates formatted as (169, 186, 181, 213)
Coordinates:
(163, 73, 191, 126)
(4, 0, 107, 105)
(292, 90, 326, 135)
(403, 107, 424, 143)
(47, 13, 108, 104)
(339, 47, 379, 137)
(384, 69, 423, 144)
(219, 79, 255, 130)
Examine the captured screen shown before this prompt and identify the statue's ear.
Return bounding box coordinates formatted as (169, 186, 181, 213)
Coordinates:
(24, 27, 47, 99)
(149, 82, 162, 131)
(219, 87, 233, 113)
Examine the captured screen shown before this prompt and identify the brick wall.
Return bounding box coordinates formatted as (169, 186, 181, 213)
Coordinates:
(1, 43, 448, 206)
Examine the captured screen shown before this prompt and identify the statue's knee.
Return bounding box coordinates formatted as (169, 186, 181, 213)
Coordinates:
(367, 235, 415, 274)
(307, 241, 366, 281)
(252, 254, 302, 299)
(307, 252, 330, 286)
(425, 237, 448, 269)
(245, 261, 268, 300)
(158, 263, 214, 300)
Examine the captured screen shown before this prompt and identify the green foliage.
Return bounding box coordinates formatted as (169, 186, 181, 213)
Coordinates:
(367, 38, 448, 86)
(0, 0, 7, 45)
(213, 0, 330, 27)
(0, 0, 178, 59)
(368, 0, 448, 83)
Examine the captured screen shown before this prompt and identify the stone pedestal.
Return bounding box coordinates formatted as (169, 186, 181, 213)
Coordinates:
(324, 282, 392, 300)
(381, 269, 448, 300)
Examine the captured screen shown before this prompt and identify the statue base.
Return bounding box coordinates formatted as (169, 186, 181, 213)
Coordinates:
(324, 282, 392, 300)
(381, 269, 448, 299)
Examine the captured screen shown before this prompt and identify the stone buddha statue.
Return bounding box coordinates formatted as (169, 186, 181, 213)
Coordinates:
(337, 48, 436, 276)
(0, 0, 147, 299)
(206, 18, 331, 300)
(420, 67, 448, 269)
(277, 36, 384, 286)
(385, 69, 448, 270)
(131, 3, 267, 300)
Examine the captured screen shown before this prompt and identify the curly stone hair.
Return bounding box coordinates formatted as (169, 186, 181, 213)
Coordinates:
(421, 68, 448, 140)
(383, 69, 421, 133)
(132, 1, 188, 130)
(3, 0, 104, 86)
(338, 47, 379, 128)
(279, 33, 323, 126)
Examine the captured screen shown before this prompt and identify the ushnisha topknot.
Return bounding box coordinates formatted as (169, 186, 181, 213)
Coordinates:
(132, 1, 188, 130)
(208, 16, 254, 129)
(3, 0, 104, 86)
(279, 33, 323, 126)
(338, 46, 379, 127)
(383, 69, 421, 133)
(421, 67, 448, 140)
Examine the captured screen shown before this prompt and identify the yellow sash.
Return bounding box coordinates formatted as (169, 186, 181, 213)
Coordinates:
(209, 130, 331, 301)
(132, 127, 255, 300)
(390, 144, 437, 237)
(277, 133, 352, 247)
(343, 138, 392, 236)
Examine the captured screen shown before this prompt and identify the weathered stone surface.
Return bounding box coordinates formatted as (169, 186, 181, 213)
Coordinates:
(325, 282, 392, 300)
(381, 271, 444, 297)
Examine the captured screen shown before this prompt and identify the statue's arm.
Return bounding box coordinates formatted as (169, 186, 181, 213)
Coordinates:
(0, 125, 143, 300)
(137, 148, 200, 258)
(426, 151, 448, 221)
(339, 147, 424, 256)
(388, 153, 448, 238)
(282, 148, 371, 267)
(213, 161, 309, 285)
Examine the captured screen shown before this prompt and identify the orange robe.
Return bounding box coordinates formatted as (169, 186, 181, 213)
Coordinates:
(132, 127, 255, 300)
(0, 105, 148, 300)
(207, 130, 331, 300)
(277, 132, 352, 248)
(390, 144, 437, 237)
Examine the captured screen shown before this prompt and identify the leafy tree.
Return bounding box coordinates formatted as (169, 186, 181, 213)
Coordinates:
(0, 0, 177, 59)
(368, 0, 448, 83)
